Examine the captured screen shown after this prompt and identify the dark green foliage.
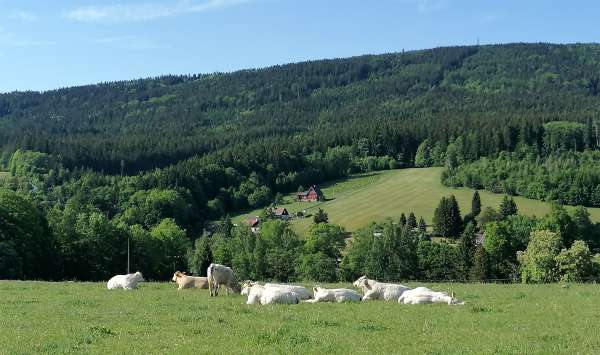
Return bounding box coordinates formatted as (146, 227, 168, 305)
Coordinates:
(187, 235, 213, 276)
(407, 212, 417, 230)
(472, 191, 481, 217)
(433, 195, 463, 238)
(313, 208, 329, 224)
(470, 244, 490, 281)
(499, 196, 518, 219)
(418, 217, 427, 234)
(456, 222, 477, 280)
(0, 188, 56, 279)
(416, 241, 458, 281)
(298, 223, 347, 282)
(444, 150, 600, 208)
(399, 213, 407, 227)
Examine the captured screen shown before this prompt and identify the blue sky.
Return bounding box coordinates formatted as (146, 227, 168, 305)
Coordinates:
(0, 0, 599, 92)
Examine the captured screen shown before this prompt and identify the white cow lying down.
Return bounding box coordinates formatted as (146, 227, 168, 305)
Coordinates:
(398, 287, 465, 305)
(107, 272, 144, 290)
(245, 284, 299, 305)
(241, 281, 312, 300)
(353, 276, 410, 301)
(172, 271, 209, 290)
(304, 287, 362, 303)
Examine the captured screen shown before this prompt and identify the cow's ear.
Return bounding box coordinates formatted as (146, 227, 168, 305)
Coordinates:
(313, 287, 318, 293)
(364, 282, 371, 290)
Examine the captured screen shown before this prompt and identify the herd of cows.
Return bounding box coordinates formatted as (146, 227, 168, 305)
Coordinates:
(106, 263, 465, 306)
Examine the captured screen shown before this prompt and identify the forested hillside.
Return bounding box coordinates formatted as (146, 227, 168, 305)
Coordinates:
(3, 42, 600, 281)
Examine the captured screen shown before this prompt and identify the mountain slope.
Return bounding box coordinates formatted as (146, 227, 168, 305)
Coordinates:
(2, 43, 600, 173)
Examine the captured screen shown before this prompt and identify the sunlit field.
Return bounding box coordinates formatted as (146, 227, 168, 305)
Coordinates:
(234, 167, 600, 237)
(2, 281, 600, 354)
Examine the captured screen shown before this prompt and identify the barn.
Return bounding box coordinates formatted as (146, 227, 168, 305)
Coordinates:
(273, 208, 290, 220)
(297, 185, 324, 202)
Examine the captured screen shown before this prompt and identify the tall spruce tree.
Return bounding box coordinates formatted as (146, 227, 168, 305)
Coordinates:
(418, 217, 427, 234)
(407, 212, 417, 230)
(399, 213, 407, 227)
(433, 195, 463, 239)
(472, 190, 482, 217)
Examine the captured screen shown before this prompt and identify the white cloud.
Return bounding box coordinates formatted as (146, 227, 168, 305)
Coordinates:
(65, 0, 251, 23)
(11, 10, 38, 22)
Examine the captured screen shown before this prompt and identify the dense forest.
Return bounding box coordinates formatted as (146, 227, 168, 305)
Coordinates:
(3, 42, 600, 281)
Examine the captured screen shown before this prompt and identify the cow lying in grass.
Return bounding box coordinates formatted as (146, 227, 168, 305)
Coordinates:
(207, 263, 241, 296)
(107, 272, 144, 290)
(353, 276, 410, 301)
(304, 287, 362, 303)
(398, 287, 465, 305)
(172, 271, 208, 290)
(245, 284, 299, 305)
(241, 281, 312, 300)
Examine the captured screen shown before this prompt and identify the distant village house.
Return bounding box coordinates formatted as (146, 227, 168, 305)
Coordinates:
(244, 216, 260, 233)
(297, 185, 324, 202)
(273, 207, 290, 220)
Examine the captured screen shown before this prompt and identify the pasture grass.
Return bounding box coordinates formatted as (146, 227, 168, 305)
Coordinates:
(2, 281, 600, 354)
(234, 167, 600, 237)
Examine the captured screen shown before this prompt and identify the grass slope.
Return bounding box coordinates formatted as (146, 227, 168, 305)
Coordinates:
(234, 168, 600, 236)
(2, 281, 600, 354)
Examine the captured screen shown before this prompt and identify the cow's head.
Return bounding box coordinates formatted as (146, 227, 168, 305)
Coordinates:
(241, 280, 257, 295)
(134, 271, 144, 282)
(172, 271, 183, 282)
(353, 276, 370, 291)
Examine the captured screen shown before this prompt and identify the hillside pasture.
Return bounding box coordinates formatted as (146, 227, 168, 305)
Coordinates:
(234, 167, 600, 236)
(1, 281, 600, 354)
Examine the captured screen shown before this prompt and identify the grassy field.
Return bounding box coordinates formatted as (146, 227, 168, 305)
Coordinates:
(234, 167, 600, 236)
(2, 281, 600, 354)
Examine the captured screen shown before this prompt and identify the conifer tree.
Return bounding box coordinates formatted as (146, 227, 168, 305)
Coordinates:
(399, 213, 407, 227)
(470, 244, 490, 281)
(472, 190, 482, 217)
(418, 217, 427, 234)
(407, 212, 417, 230)
(499, 196, 518, 219)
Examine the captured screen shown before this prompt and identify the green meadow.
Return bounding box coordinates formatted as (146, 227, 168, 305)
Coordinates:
(234, 167, 600, 236)
(2, 281, 600, 354)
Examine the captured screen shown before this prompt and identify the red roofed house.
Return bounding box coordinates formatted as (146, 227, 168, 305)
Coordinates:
(296, 185, 324, 202)
(273, 208, 290, 220)
(244, 216, 260, 233)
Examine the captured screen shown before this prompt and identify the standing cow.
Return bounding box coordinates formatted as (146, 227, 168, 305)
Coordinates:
(207, 263, 241, 297)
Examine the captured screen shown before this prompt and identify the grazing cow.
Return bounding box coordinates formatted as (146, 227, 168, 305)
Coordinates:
(398, 287, 465, 305)
(241, 281, 312, 300)
(245, 284, 299, 305)
(107, 272, 144, 290)
(353, 275, 410, 301)
(207, 263, 241, 297)
(304, 286, 362, 303)
(172, 271, 209, 290)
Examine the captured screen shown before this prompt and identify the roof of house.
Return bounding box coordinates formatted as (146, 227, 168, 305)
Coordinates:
(297, 185, 324, 197)
(244, 216, 259, 227)
(273, 208, 289, 216)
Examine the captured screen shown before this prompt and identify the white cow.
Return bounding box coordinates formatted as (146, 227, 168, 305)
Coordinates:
(172, 271, 209, 290)
(304, 286, 362, 303)
(241, 281, 312, 300)
(398, 287, 465, 305)
(107, 272, 144, 290)
(245, 284, 299, 305)
(353, 276, 410, 301)
(207, 263, 241, 297)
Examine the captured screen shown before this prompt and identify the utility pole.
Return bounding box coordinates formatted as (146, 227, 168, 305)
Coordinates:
(127, 235, 130, 274)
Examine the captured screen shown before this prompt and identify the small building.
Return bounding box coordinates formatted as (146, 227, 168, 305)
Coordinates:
(244, 216, 260, 233)
(273, 208, 290, 220)
(297, 185, 324, 202)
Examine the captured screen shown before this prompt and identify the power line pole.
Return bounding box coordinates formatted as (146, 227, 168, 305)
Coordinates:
(127, 235, 130, 274)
